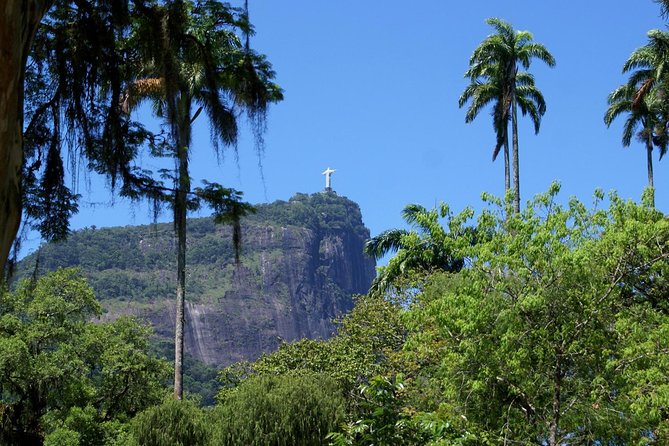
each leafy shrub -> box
[211,371,345,446]
[131,399,209,446]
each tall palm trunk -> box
[0,1,52,279]
[511,87,520,214]
[647,132,655,207]
[503,130,512,219]
[504,129,511,194]
[173,93,192,400]
[173,146,187,400]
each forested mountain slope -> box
[18,192,376,366]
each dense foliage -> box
[212,371,345,446]
[401,185,669,444]
[131,399,209,446]
[0,269,169,446]
[218,292,406,406]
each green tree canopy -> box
[130,398,209,446]
[212,371,345,446]
[402,185,669,444]
[218,293,407,408]
[0,269,170,446]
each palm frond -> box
[626,69,655,90]
[516,84,546,116]
[604,99,632,127]
[485,18,514,42]
[515,71,536,87]
[470,36,510,65]
[462,83,501,123]
[624,47,656,73]
[120,78,165,114]
[458,82,479,108]
[516,96,541,133]
[622,115,640,147]
[518,42,555,68]
[655,0,669,17]
[402,204,429,225]
[363,229,409,259]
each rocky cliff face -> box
[19,192,376,366]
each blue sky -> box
[20,0,669,259]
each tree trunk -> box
[173,150,187,400]
[173,94,192,400]
[548,351,562,446]
[511,90,520,214]
[647,135,655,207]
[504,127,510,195]
[0,1,52,280]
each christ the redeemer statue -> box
[322,167,336,191]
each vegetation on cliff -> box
[15,193,375,407]
[18,193,370,300]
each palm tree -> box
[605,85,668,207]
[465,18,555,214]
[605,29,669,207]
[126,0,282,399]
[460,64,547,200]
[363,204,467,296]
[459,62,511,194]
